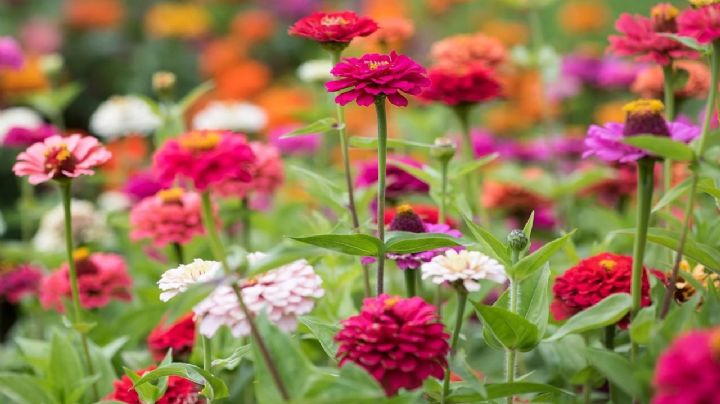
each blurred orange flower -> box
[255,86,312,128]
[361,17,415,52]
[145,2,211,39]
[431,33,506,68]
[214,60,270,100]
[0,55,49,95]
[594,100,628,124]
[231,10,276,43]
[64,0,125,30]
[426,0,470,15]
[558,1,609,34]
[365,0,408,19]
[482,20,528,47]
[101,135,149,189]
[486,69,549,133]
[632,60,710,99]
[200,38,247,78]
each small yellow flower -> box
[144,2,211,39]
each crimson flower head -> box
[12,134,111,185]
[335,294,450,396]
[678,3,720,44]
[608,4,698,65]
[152,130,256,191]
[105,365,203,404]
[422,62,502,106]
[326,51,430,107]
[147,313,196,362]
[288,11,378,47]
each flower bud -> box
[153,71,176,98]
[506,229,529,251]
[40,54,63,78]
[431,137,456,163]
[651,4,679,33]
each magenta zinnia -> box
[326,51,430,107]
[335,294,450,396]
[678,3,720,44]
[288,11,378,44]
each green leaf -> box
[124,368,156,404]
[282,118,338,138]
[299,316,341,360]
[512,231,575,281]
[387,159,439,185]
[653,177,693,213]
[448,382,571,402]
[383,231,463,254]
[248,246,321,275]
[614,228,720,271]
[299,364,388,403]
[546,293,632,341]
[462,216,510,265]
[659,33,711,53]
[49,332,85,402]
[178,81,214,113]
[522,211,535,241]
[0,373,58,404]
[452,153,499,178]
[629,306,655,345]
[290,234,383,256]
[349,136,433,149]
[472,303,540,351]
[211,345,251,371]
[623,135,695,162]
[163,281,216,323]
[584,348,644,399]
[133,363,229,400]
[495,266,551,336]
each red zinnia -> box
[147,314,196,361]
[678,3,720,44]
[608,4,698,65]
[105,365,203,404]
[422,62,501,106]
[288,11,378,44]
[335,294,450,396]
[0,263,42,303]
[551,253,655,328]
[325,51,430,107]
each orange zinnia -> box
[0,55,48,95]
[145,2,211,39]
[255,86,312,128]
[200,38,247,78]
[214,60,270,100]
[64,0,124,30]
[230,10,276,43]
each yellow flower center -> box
[599,259,617,271]
[367,60,390,70]
[622,99,665,115]
[157,187,184,203]
[396,204,414,215]
[72,247,91,262]
[179,131,222,151]
[384,296,400,308]
[321,16,348,26]
[651,4,679,20]
[690,0,720,7]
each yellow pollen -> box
[179,131,221,151]
[396,204,414,215]
[367,60,389,70]
[157,187,184,203]
[384,296,400,308]
[651,4,679,19]
[321,16,348,26]
[72,247,91,262]
[690,0,720,7]
[622,99,665,115]
[599,259,617,271]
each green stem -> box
[605,326,619,402]
[172,242,184,266]
[19,179,33,242]
[199,191,289,401]
[630,159,654,362]
[59,181,99,402]
[440,159,449,224]
[241,197,251,251]
[441,289,467,404]
[455,105,484,222]
[202,335,213,403]
[697,42,720,156]
[404,269,416,297]
[505,250,520,404]
[375,97,388,295]
[662,64,676,199]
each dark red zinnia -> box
[104,365,204,404]
[288,11,378,44]
[422,62,502,106]
[335,294,450,396]
[147,314,196,362]
[326,51,430,107]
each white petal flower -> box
[158,259,222,302]
[194,253,324,338]
[33,199,110,252]
[297,59,333,83]
[421,250,507,292]
[0,107,42,141]
[90,95,160,139]
[192,101,267,133]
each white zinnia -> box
[192,101,267,133]
[421,250,507,292]
[89,95,160,139]
[0,107,42,141]
[33,199,109,252]
[297,59,333,83]
[158,259,222,302]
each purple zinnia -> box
[0,36,24,70]
[123,170,163,202]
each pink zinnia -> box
[288,11,378,44]
[3,124,56,148]
[152,130,255,191]
[268,124,321,156]
[652,328,720,404]
[335,294,450,396]
[129,188,208,248]
[422,62,501,106]
[12,134,111,185]
[678,3,720,44]
[608,4,698,65]
[215,141,284,199]
[326,51,430,107]
[147,314,196,361]
[0,263,42,303]
[40,251,132,312]
[356,156,429,199]
[0,36,24,70]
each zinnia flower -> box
[152,130,255,191]
[383,203,458,227]
[288,11,378,45]
[268,124,321,156]
[12,134,112,185]
[335,294,450,396]
[652,328,720,404]
[430,33,506,68]
[192,101,267,134]
[32,199,110,252]
[144,2,211,39]
[678,3,720,44]
[551,252,655,328]
[609,4,698,65]
[130,188,208,248]
[105,365,203,404]
[632,60,710,100]
[0,106,53,147]
[3,124,56,148]
[215,142,284,200]
[194,252,324,337]
[362,17,415,51]
[123,170,163,202]
[40,250,132,312]
[422,250,507,291]
[356,156,429,200]
[147,314,196,361]
[0,36,24,70]
[584,99,700,163]
[482,180,557,230]
[158,259,222,302]
[422,62,501,106]
[325,51,430,107]
[89,96,160,140]
[0,263,42,303]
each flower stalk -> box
[404,269,416,297]
[375,96,388,294]
[661,64,676,197]
[199,191,289,401]
[441,285,467,404]
[504,233,525,404]
[454,104,484,222]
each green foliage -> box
[546,294,632,342]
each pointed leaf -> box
[290,234,383,256]
[349,136,433,149]
[0,373,58,404]
[282,118,338,138]
[512,231,575,281]
[384,231,463,254]
[462,216,510,265]
[452,153,499,178]
[623,135,695,162]
[472,303,540,351]
[299,316,341,360]
[546,294,632,341]
[584,348,644,399]
[133,363,229,400]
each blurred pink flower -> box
[3,124,56,148]
[0,36,24,70]
[422,62,501,106]
[130,188,208,247]
[678,4,720,44]
[123,170,163,202]
[20,18,62,54]
[356,156,429,199]
[215,141,284,200]
[268,124,320,156]
[0,264,42,303]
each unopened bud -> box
[507,229,529,251]
[431,137,456,162]
[153,71,176,98]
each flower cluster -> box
[130,188,208,247]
